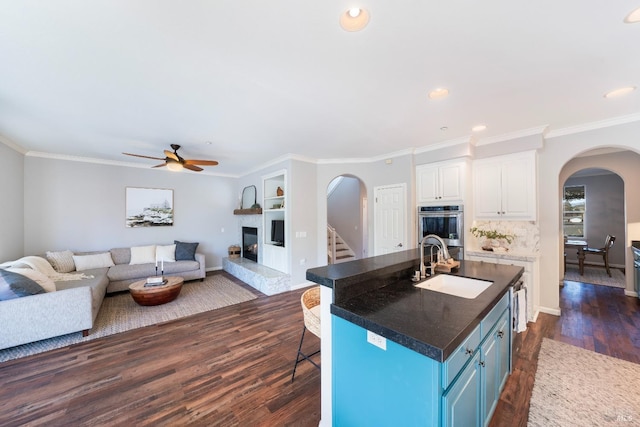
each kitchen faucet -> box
[419,234,452,278]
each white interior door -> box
[374,184,407,256]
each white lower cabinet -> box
[467,253,538,322]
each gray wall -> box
[22,156,238,269]
[236,158,318,287]
[327,176,364,258]
[564,172,625,266]
[0,142,24,261]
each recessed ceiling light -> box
[472,124,487,132]
[340,8,370,31]
[428,88,449,99]
[624,7,640,23]
[604,86,636,98]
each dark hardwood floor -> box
[1,272,638,426]
[0,272,321,426]
[490,276,640,427]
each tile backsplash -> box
[469,220,539,253]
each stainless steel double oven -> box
[417,205,464,260]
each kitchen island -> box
[307,249,523,427]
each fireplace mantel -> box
[233,208,263,215]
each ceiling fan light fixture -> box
[624,7,640,23]
[166,159,183,172]
[340,7,369,31]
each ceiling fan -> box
[123,144,219,172]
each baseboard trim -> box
[291,281,316,291]
[537,306,561,317]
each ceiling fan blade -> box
[184,164,203,172]
[164,150,179,161]
[184,159,219,166]
[152,163,167,168]
[123,152,165,161]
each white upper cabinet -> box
[473,151,536,220]
[416,160,465,204]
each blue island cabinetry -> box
[332,292,511,427]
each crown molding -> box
[25,151,238,178]
[414,136,474,154]
[0,134,27,155]
[546,112,640,139]
[474,125,549,146]
[316,148,414,165]
[240,153,317,177]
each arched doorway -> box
[326,175,367,264]
[560,167,625,285]
[558,148,634,296]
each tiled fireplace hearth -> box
[223,257,290,296]
[223,213,290,296]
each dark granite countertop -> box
[307,250,524,362]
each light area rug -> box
[0,275,257,363]
[563,264,625,288]
[528,339,640,426]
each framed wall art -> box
[125,187,174,227]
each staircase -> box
[328,224,356,264]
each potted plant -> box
[470,227,515,251]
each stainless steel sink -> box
[414,274,492,299]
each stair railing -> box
[327,224,337,264]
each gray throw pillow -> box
[0,269,46,301]
[174,240,199,261]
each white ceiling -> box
[1,1,639,176]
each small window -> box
[563,185,585,238]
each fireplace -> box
[242,227,258,262]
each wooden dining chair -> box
[583,235,616,276]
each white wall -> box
[23,156,238,269]
[0,141,24,261]
[540,121,640,313]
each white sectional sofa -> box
[0,243,205,350]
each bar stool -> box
[291,286,321,382]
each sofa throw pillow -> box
[46,250,76,273]
[0,269,46,301]
[6,267,56,292]
[156,244,176,262]
[73,252,115,271]
[110,247,131,265]
[129,245,157,265]
[174,240,199,261]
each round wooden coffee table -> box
[129,276,184,306]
